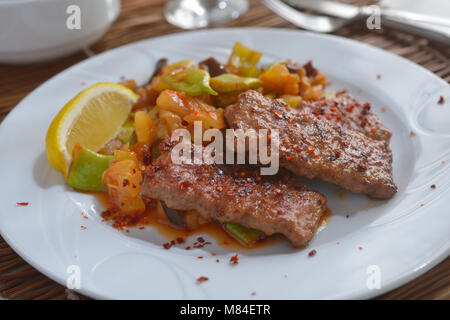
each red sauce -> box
[92,192,331,251]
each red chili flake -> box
[376,74,381,79]
[211,253,216,256]
[122,179,130,187]
[285,156,292,161]
[80,81,86,86]
[197,237,205,243]
[16,202,29,206]
[176,237,185,244]
[83,216,88,220]
[308,249,317,257]
[251,292,256,296]
[80,226,87,230]
[230,254,239,265]
[274,110,283,119]
[409,131,416,137]
[185,246,191,250]
[430,184,436,189]
[420,204,425,207]
[442,161,446,165]
[314,154,320,159]
[438,96,445,104]
[381,107,386,112]
[197,256,203,259]
[346,105,355,112]
[371,127,376,133]
[358,246,363,250]
[139,226,145,230]
[216,259,220,263]
[197,276,209,283]
[163,243,172,250]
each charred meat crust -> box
[298,93,392,142]
[142,147,327,247]
[224,90,397,199]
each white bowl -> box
[0,0,121,64]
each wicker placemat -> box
[0,0,448,300]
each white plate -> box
[0,28,449,300]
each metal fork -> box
[262,0,352,32]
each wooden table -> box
[0,0,448,300]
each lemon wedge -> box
[46,82,139,176]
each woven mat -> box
[0,0,449,300]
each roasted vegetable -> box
[223,222,263,246]
[157,90,225,129]
[167,59,195,72]
[102,159,146,214]
[67,144,114,191]
[117,119,136,144]
[199,57,227,77]
[161,67,217,96]
[159,109,183,134]
[159,201,209,229]
[298,66,326,100]
[113,149,138,164]
[210,73,262,93]
[134,111,153,144]
[281,94,302,108]
[259,63,300,96]
[227,42,262,77]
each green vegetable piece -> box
[117,119,135,144]
[167,59,195,71]
[210,73,263,93]
[264,93,276,99]
[224,222,263,246]
[161,67,217,96]
[227,42,262,77]
[67,145,114,191]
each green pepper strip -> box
[223,222,263,246]
[210,73,263,93]
[162,67,217,96]
[67,145,114,191]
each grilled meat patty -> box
[224,90,397,199]
[142,144,327,247]
[298,92,392,142]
